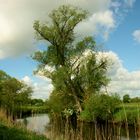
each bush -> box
[80,94,121,121]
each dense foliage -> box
[81,94,121,121]
[123,94,130,103]
[0,70,32,116]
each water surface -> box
[17,114,49,134]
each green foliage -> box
[0,124,48,140]
[47,91,75,114]
[33,5,110,115]
[47,92,65,114]
[114,103,140,124]
[123,94,130,103]
[30,99,44,106]
[81,94,121,121]
[120,103,140,109]
[130,97,140,103]
[15,105,49,116]
[0,70,32,115]
[33,5,88,67]
[114,109,139,124]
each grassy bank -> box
[0,109,49,140]
[0,124,48,140]
[122,103,140,109]
[113,103,140,124]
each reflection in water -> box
[46,117,138,140]
[17,114,50,134]
[18,114,139,140]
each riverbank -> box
[0,124,48,140]
[0,109,49,140]
[113,103,140,124]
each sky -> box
[0,0,140,99]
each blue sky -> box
[0,55,36,79]
[0,0,140,99]
[105,0,140,71]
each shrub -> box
[80,94,121,121]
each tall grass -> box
[0,109,13,126]
[46,103,140,140]
[113,102,140,140]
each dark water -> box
[47,118,138,140]
[18,114,139,140]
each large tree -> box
[33,5,109,115]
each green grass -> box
[113,103,140,124]
[114,109,139,124]
[0,123,48,140]
[121,103,140,108]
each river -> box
[17,114,50,134]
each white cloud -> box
[101,51,140,97]
[32,81,53,99]
[91,10,115,28]
[22,76,32,85]
[0,0,111,59]
[76,10,115,40]
[0,50,5,59]
[124,0,136,8]
[22,76,53,100]
[132,29,140,43]
[0,0,136,59]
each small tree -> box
[123,94,130,103]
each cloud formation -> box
[124,0,136,8]
[76,10,115,40]
[0,0,111,59]
[22,75,53,100]
[132,29,140,43]
[0,0,135,59]
[102,51,140,97]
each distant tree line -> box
[123,94,140,103]
[0,70,46,117]
[0,70,33,116]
